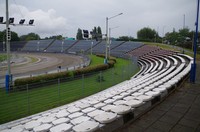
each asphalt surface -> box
[116,61,200,132]
[0,53,84,87]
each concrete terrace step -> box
[0,53,192,132]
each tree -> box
[91,26,102,40]
[76,28,83,40]
[179,28,190,38]
[91,27,97,40]
[44,35,63,40]
[137,27,157,41]
[0,31,5,42]
[11,31,20,41]
[97,26,102,39]
[20,33,40,41]
[117,36,134,41]
[165,30,179,45]
[0,30,20,41]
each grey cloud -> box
[0,0,197,38]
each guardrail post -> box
[58,78,61,105]
[82,74,84,97]
[121,66,124,81]
[26,84,30,114]
[112,68,114,85]
[100,71,102,90]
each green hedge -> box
[14,55,116,87]
[73,64,109,76]
[14,72,71,86]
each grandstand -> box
[91,41,107,54]
[127,45,160,57]
[111,42,143,54]
[92,41,125,54]
[0,41,27,52]
[111,41,144,57]
[0,41,193,131]
[68,40,100,54]
[10,41,27,51]
[46,40,77,53]
[22,39,54,52]
[0,42,5,52]
[1,40,143,58]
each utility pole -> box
[5,0,12,91]
[190,0,199,83]
[105,13,123,64]
[183,14,185,29]
[2,0,34,92]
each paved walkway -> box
[116,62,200,132]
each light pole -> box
[3,0,34,92]
[2,33,6,52]
[61,40,64,53]
[91,41,93,55]
[109,26,119,58]
[162,26,166,44]
[37,41,40,51]
[183,14,186,29]
[5,0,12,91]
[190,0,199,83]
[105,13,123,63]
[3,41,5,52]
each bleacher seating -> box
[0,43,193,131]
[92,41,107,54]
[92,41,124,55]
[10,41,27,51]
[111,42,144,57]
[22,39,54,52]
[68,40,99,53]
[0,42,4,52]
[112,42,143,53]
[127,45,161,57]
[0,41,27,52]
[46,40,77,53]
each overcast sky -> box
[0,0,197,38]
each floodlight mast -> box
[105,13,123,64]
[190,0,200,83]
[3,0,34,92]
[6,0,11,80]
[109,26,119,58]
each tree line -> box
[136,27,198,49]
[0,30,40,42]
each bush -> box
[96,54,117,63]
[73,64,109,76]
[14,71,71,86]
[107,60,115,68]
[14,55,117,88]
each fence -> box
[0,53,91,88]
[0,61,139,124]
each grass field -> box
[89,55,104,66]
[0,54,7,62]
[0,55,139,124]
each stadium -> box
[0,38,195,131]
[0,0,200,131]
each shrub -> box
[14,55,117,88]
[107,60,115,68]
[73,64,109,76]
[96,54,117,63]
[15,71,71,86]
